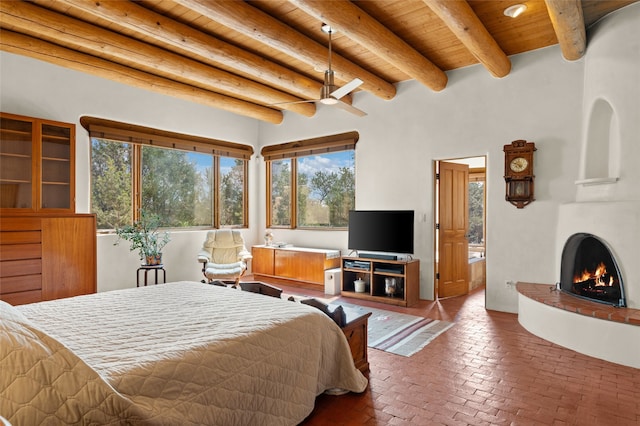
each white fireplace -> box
[557,201,639,309]
[555,2,640,310]
[518,3,640,369]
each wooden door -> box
[438,162,469,298]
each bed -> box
[0,281,367,425]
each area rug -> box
[338,303,455,357]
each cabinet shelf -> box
[42,181,70,186]
[42,135,71,142]
[0,178,30,184]
[373,271,404,277]
[42,157,70,162]
[0,152,30,159]
[0,129,31,137]
[343,267,369,273]
[341,256,420,307]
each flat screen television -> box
[348,210,414,255]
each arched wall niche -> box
[582,98,620,181]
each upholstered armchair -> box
[198,229,252,286]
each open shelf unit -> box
[341,256,420,307]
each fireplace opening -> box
[560,233,626,307]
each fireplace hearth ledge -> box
[517,282,640,369]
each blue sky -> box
[297,151,354,176]
[187,150,354,177]
[187,152,235,174]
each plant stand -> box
[137,264,166,287]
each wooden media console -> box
[251,245,340,288]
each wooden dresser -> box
[0,215,97,305]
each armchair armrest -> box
[238,249,252,262]
[197,249,211,263]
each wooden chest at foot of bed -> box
[341,309,372,372]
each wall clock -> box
[503,140,536,208]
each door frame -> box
[433,155,487,301]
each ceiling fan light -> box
[320,97,338,105]
[504,4,527,18]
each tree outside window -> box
[220,157,245,227]
[268,151,355,229]
[468,181,484,245]
[297,151,354,227]
[269,159,292,227]
[91,139,246,229]
[141,145,200,227]
[91,138,132,230]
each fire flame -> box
[573,262,613,286]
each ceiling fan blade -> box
[333,99,367,117]
[330,78,363,100]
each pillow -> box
[299,298,347,328]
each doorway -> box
[434,156,486,300]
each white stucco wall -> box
[577,3,640,203]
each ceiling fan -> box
[275,25,367,117]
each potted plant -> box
[115,210,171,266]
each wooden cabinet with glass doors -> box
[0,113,95,305]
[0,112,75,213]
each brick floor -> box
[281,284,640,426]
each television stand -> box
[341,256,419,307]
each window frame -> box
[83,116,252,229]
[262,131,358,230]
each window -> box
[219,156,247,227]
[268,159,292,227]
[297,151,354,227]
[91,139,133,229]
[262,132,358,229]
[83,117,252,230]
[468,169,485,255]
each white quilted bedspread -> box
[1,281,367,425]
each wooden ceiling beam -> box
[423,0,511,78]
[288,0,448,92]
[0,1,315,117]
[544,0,586,61]
[0,30,283,124]
[54,0,327,103]
[176,0,397,100]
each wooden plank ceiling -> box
[0,0,636,124]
